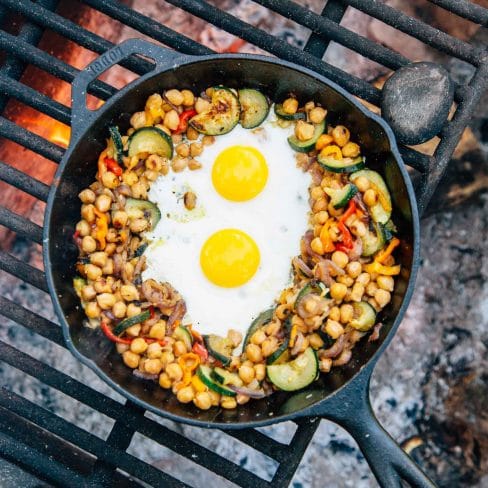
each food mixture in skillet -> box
[73,87,402,410]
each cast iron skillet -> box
[44,39,435,487]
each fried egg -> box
[142,113,311,345]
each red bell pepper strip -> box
[101,321,132,344]
[173,109,197,134]
[105,157,123,176]
[338,200,357,250]
[192,342,209,361]
[149,306,155,320]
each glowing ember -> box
[49,124,71,148]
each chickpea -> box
[195,97,211,114]
[166,363,183,381]
[144,358,162,375]
[95,194,112,213]
[315,134,334,151]
[173,340,187,357]
[130,111,147,129]
[238,364,255,384]
[127,303,141,318]
[129,218,147,234]
[377,276,394,292]
[305,101,315,111]
[85,264,102,281]
[112,301,127,319]
[261,338,277,358]
[340,304,354,324]
[332,125,350,147]
[146,342,163,359]
[183,191,197,210]
[160,351,175,368]
[123,171,138,187]
[366,282,378,297]
[346,261,362,279]
[265,320,280,336]
[309,333,324,349]
[164,110,180,131]
[75,220,90,237]
[112,211,128,229]
[275,304,289,320]
[189,142,203,158]
[330,282,347,301]
[342,142,360,158]
[120,284,139,302]
[131,181,147,200]
[96,293,116,310]
[125,324,141,337]
[187,159,201,171]
[375,289,391,308]
[309,106,327,124]
[116,343,129,354]
[101,171,119,189]
[220,396,236,410]
[337,275,354,287]
[332,250,349,269]
[328,305,340,322]
[82,235,97,254]
[202,135,215,146]
[89,251,107,268]
[325,319,344,339]
[350,283,365,302]
[295,120,315,141]
[149,321,166,340]
[246,343,263,363]
[78,188,96,204]
[319,357,332,373]
[81,205,95,225]
[236,394,250,405]
[171,157,188,173]
[165,89,184,106]
[81,284,96,302]
[193,391,213,410]
[122,351,140,369]
[159,372,172,389]
[351,220,367,237]
[310,186,325,200]
[353,176,369,193]
[145,170,159,181]
[254,363,266,381]
[185,127,199,142]
[282,97,299,114]
[176,143,190,158]
[180,89,195,106]
[130,338,148,355]
[363,188,378,207]
[85,301,101,319]
[106,228,119,244]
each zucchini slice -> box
[203,334,233,366]
[238,88,269,129]
[349,302,377,332]
[109,126,124,164]
[128,127,173,159]
[243,308,274,349]
[274,103,306,121]
[125,198,161,231]
[266,318,292,365]
[318,155,365,173]
[324,183,358,209]
[189,87,240,135]
[113,310,150,336]
[287,120,326,153]
[361,222,386,257]
[211,367,243,387]
[266,347,318,391]
[295,280,329,310]
[350,170,392,224]
[197,365,236,396]
[173,325,193,351]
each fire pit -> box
[0,1,487,486]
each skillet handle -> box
[71,38,186,142]
[313,366,436,488]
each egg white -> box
[142,112,311,346]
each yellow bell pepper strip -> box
[191,375,207,393]
[319,220,336,253]
[375,237,400,264]
[363,260,401,276]
[93,208,108,250]
[175,353,200,391]
[371,183,392,213]
[289,324,298,348]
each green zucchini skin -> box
[287,120,326,153]
[238,89,270,129]
[203,334,233,366]
[349,302,377,331]
[173,326,193,350]
[324,183,358,209]
[128,126,173,159]
[125,198,161,231]
[211,367,243,387]
[274,103,306,121]
[361,222,386,257]
[318,155,365,173]
[113,310,150,336]
[197,365,236,396]
[109,126,124,164]
[266,318,292,365]
[243,308,274,349]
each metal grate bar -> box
[0,74,71,125]
[0,250,48,292]
[0,297,64,346]
[0,387,185,487]
[271,419,320,485]
[0,340,275,486]
[0,30,117,101]
[0,160,50,201]
[227,429,289,461]
[254,0,410,70]
[0,206,43,244]
[342,0,483,66]
[427,0,488,25]
[0,428,88,487]
[398,146,431,174]
[0,116,64,162]
[303,0,348,57]
[163,0,382,105]
[81,0,214,56]
[0,0,154,77]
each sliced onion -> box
[134,255,146,278]
[319,334,346,359]
[293,256,313,277]
[133,370,158,380]
[368,322,383,342]
[332,348,352,366]
[228,385,268,399]
[291,332,305,356]
[349,238,363,260]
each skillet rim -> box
[43,52,420,429]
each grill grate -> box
[0,0,487,486]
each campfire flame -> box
[49,123,71,148]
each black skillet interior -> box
[46,55,416,427]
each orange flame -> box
[49,123,71,148]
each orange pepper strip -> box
[337,199,357,250]
[375,237,400,264]
[93,208,108,250]
[363,261,401,276]
[319,220,336,253]
[175,353,200,391]
[289,324,298,348]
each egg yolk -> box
[212,145,268,201]
[200,229,260,287]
